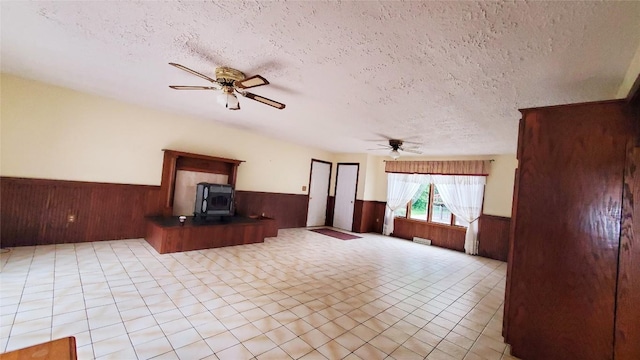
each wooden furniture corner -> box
[0,336,76,360]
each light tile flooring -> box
[0,228,519,360]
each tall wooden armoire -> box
[504,99,640,360]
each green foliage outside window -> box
[410,184,429,220]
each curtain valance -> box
[385,160,490,175]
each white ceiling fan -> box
[168,63,286,110]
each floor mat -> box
[309,228,361,240]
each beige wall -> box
[483,154,518,217]
[366,154,517,217]
[1,74,517,217]
[331,153,369,200]
[617,41,640,98]
[0,74,333,194]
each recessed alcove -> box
[159,149,243,217]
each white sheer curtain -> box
[431,175,486,255]
[383,173,427,236]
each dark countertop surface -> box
[147,215,260,228]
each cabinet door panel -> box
[615,145,640,359]
[507,101,633,360]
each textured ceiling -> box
[2,1,640,155]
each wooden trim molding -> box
[306,159,333,227]
[477,214,510,262]
[0,177,162,247]
[385,160,490,175]
[334,163,359,230]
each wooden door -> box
[333,163,358,231]
[306,160,331,227]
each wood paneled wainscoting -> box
[392,218,466,252]
[353,200,386,233]
[477,214,511,261]
[325,196,335,227]
[324,196,386,234]
[234,190,308,230]
[0,177,163,247]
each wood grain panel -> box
[503,168,520,340]
[477,214,510,261]
[615,145,640,359]
[353,200,364,232]
[0,177,162,247]
[0,336,77,360]
[506,100,633,360]
[234,190,308,229]
[393,218,466,252]
[145,216,265,254]
[176,157,233,174]
[325,196,335,227]
[353,200,386,233]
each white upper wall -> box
[0,74,333,194]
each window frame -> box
[399,183,469,229]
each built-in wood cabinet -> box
[504,99,639,360]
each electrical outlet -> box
[302,185,307,191]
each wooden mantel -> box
[160,149,244,216]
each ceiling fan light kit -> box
[217,90,240,110]
[368,138,423,160]
[168,63,285,110]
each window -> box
[409,184,429,221]
[430,186,452,224]
[395,183,466,228]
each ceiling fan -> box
[168,63,285,110]
[369,139,423,160]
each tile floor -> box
[0,228,519,360]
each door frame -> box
[333,162,359,231]
[305,159,333,227]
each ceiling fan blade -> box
[235,75,269,89]
[402,145,421,150]
[169,86,218,90]
[401,148,423,154]
[169,63,217,83]
[367,146,391,150]
[364,134,422,144]
[242,92,286,109]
